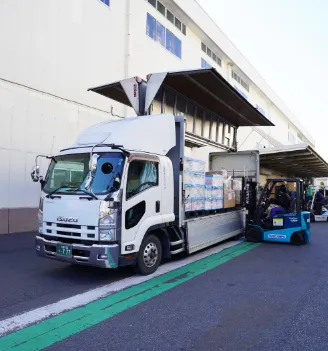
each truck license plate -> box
[57,244,72,257]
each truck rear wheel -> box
[135,234,162,275]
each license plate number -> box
[57,244,72,257]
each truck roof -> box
[67,114,176,156]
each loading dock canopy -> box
[150,68,274,127]
[260,144,328,177]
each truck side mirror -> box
[31,165,40,182]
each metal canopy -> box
[89,80,132,107]
[260,144,328,177]
[88,77,147,116]
[89,69,274,128]
[149,68,274,127]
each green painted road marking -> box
[0,241,260,351]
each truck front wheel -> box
[135,234,162,275]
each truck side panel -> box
[186,209,246,253]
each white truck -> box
[31,68,272,275]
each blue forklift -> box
[245,178,310,245]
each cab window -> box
[126,160,158,200]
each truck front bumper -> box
[35,236,119,268]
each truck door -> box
[209,150,259,183]
[121,156,162,252]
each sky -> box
[197,0,328,160]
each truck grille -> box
[44,222,97,240]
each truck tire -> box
[135,234,162,275]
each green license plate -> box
[57,244,72,257]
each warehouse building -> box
[0,0,321,233]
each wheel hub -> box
[143,242,158,268]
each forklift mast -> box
[244,181,258,224]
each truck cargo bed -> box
[185,209,246,253]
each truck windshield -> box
[43,153,125,195]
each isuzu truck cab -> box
[31,68,273,275]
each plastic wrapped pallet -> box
[183,157,206,173]
[195,184,205,198]
[205,198,212,210]
[185,197,192,212]
[205,185,212,198]
[206,170,227,181]
[211,197,224,210]
[205,174,224,187]
[191,197,205,211]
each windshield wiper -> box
[76,188,98,200]
[46,185,77,199]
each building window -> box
[232,70,249,92]
[156,21,165,46]
[166,29,182,58]
[166,10,174,23]
[201,58,211,69]
[157,1,165,16]
[146,13,156,40]
[182,24,187,35]
[148,0,156,8]
[201,42,222,67]
[146,14,182,59]
[175,18,182,31]
[146,0,186,35]
[100,0,110,6]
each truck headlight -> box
[99,201,117,241]
[99,229,116,241]
[38,210,43,234]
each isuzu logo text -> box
[57,216,78,223]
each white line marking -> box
[0,240,242,336]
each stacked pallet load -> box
[205,173,224,210]
[183,157,206,212]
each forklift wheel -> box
[290,231,306,246]
[245,227,263,243]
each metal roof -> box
[150,68,274,127]
[259,144,328,178]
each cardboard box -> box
[224,178,235,208]
[224,190,236,208]
[206,170,228,180]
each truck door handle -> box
[156,201,160,213]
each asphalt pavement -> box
[48,223,328,351]
[1,224,328,350]
[0,232,133,321]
